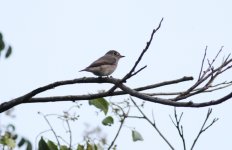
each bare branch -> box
[174,51,232,102]
[0,76,193,113]
[1,76,232,113]
[107,107,128,150]
[198,46,208,81]
[147,81,232,96]
[0,19,231,114]
[210,46,224,66]
[107,18,164,94]
[170,108,186,150]
[65,120,72,149]
[131,98,175,150]
[190,108,218,150]
[130,65,147,77]
[38,112,61,149]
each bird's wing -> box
[87,55,117,68]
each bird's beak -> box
[120,55,125,58]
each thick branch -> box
[0,76,193,113]
[1,76,232,113]
[0,19,232,113]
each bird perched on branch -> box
[80,50,125,77]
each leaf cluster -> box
[0,124,32,150]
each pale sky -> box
[1,0,232,150]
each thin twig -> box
[190,108,218,150]
[107,18,164,94]
[147,81,232,96]
[131,98,175,150]
[65,120,72,149]
[169,108,186,150]
[39,112,61,149]
[198,46,207,80]
[211,46,224,66]
[130,65,147,77]
[175,52,232,101]
[107,108,128,150]
[34,129,51,150]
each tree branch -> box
[107,18,164,93]
[131,98,175,150]
[107,104,128,150]
[190,108,218,150]
[0,76,193,113]
[1,76,232,113]
[0,19,232,114]
[198,46,207,81]
[169,108,186,150]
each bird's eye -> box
[114,52,118,56]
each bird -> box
[80,50,125,77]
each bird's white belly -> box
[89,64,117,76]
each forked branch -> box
[0,18,232,113]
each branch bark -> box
[0,18,232,113]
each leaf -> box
[38,137,50,150]
[102,116,114,126]
[60,145,69,150]
[94,144,98,150]
[96,144,104,150]
[5,137,16,148]
[47,140,58,150]
[89,98,109,115]
[26,141,33,150]
[132,130,144,142]
[5,46,12,58]
[0,133,16,148]
[87,142,93,150]
[12,134,18,140]
[0,39,4,51]
[77,144,84,150]
[18,137,26,147]
[0,32,3,51]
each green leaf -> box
[26,141,33,150]
[5,46,12,58]
[0,32,4,51]
[96,144,104,150]
[18,137,26,147]
[102,116,114,126]
[38,137,50,150]
[77,144,84,150]
[5,137,16,148]
[47,140,58,150]
[89,98,109,115]
[60,145,69,150]
[132,130,144,142]
[0,40,4,51]
[0,133,16,148]
[94,144,98,150]
[12,134,18,140]
[87,142,93,150]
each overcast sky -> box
[1,0,232,150]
